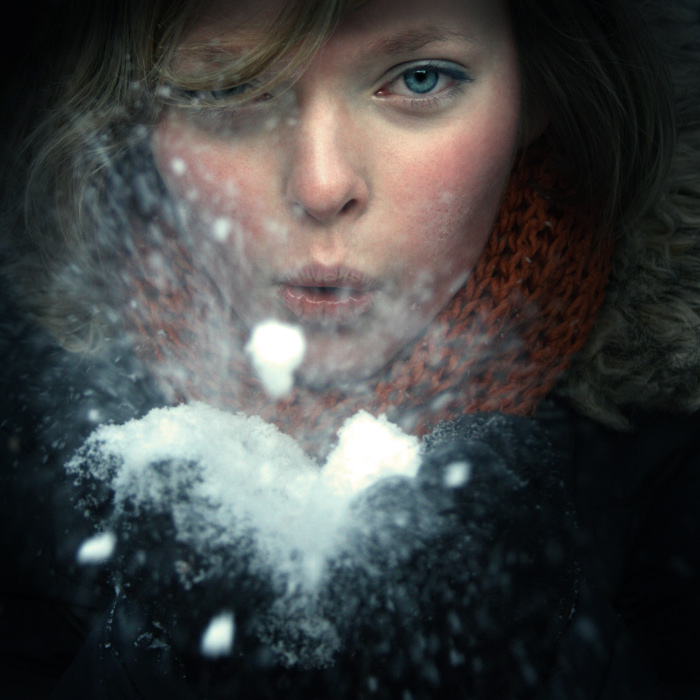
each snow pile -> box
[67,403,424,665]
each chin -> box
[295,341,393,391]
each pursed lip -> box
[277,265,378,325]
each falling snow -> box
[211,217,232,242]
[245,321,306,398]
[170,158,186,175]
[444,461,471,488]
[76,531,117,564]
[200,611,236,658]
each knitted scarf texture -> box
[121,143,612,456]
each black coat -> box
[2,295,699,700]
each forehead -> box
[181,0,510,54]
[184,0,281,43]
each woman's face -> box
[151,0,523,387]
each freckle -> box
[171,158,186,175]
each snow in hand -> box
[67,403,422,664]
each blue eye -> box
[403,69,440,94]
[379,61,473,106]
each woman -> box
[1,0,699,698]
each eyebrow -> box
[174,26,476,65]
[355,27,479,60]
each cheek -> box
[387,137,513,274]
[151,119,289,260]
[389,58,521,265]
[152,118,269,218]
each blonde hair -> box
[2,0,362,345]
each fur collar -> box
[557,0,700,428]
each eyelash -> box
[171,83,264,106]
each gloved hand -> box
[314,412,578,699]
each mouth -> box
[278,266,378,326]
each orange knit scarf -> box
[121,142,612,456]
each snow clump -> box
[324,411,421,494]
[67,404,426,666]
[245,321,306,398]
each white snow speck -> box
[200,611,235,658]
[76,531,116,564]
[264,114,280,130]
[444,461,471,488]
[245,321,306,398]
[263,217,289,242]
[170,158,186,175]
[211,217,231,242]
[449,648,466,666]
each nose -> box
[285,100,369,225]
